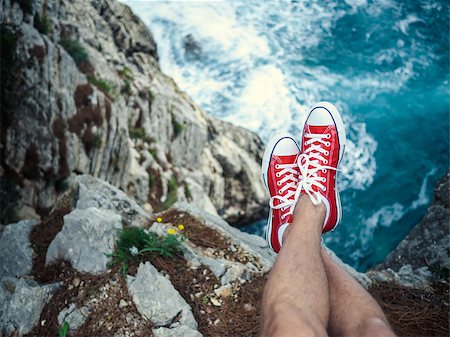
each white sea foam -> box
[395,14,424,35]
[225,65,294,133]
[359,167,437,248]
[410,168,437,210]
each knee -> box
[262,302,327,337]
[356,317,396,337]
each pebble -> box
[214,284,232,299]
[210,297,221,307]
[244,303,255,312]
[214,319,221,326]
[200,310,206,315]
[72,277,81,288]
[119,299,128,308]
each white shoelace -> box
[297,132,338,205]
[269,163,301,220]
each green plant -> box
[129,126,145,140]
[34,13,52,35]
[0,178,20,225]
[121,80,132,95]
[86,74,115,97]
[108,227,183,276]
[60,39,89,65]
[162,177,178,210]
[149,90,156,104]
[172,117,184,138]
[184,182,192,200]
[118,66,134,81]
[428,262,450,280]
[148,148,157,158]
[58,321,69,337]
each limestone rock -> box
[367,265,434,291]
[58,303,89,330]
[376,170,450,279]
[46,207,122,274]
[127,262,197,329]
[1,0,266,227]
[175,203,276,270]
[153,325,203,337]
[74,174,150,227]
[0,277,59,335]
[221,263,246,285]
[200,256,226,278]
[0,219,37,278]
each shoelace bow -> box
[297,132,338,205]
[269,162,301,220]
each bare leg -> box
[321,249,396,337]
[261,196,329,337]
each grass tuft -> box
[184,182,192,200]
[118,66,134,81]
[162,177,178,210]
[60,39,89,65]
[108,227,183,276]
[86,74,115,97]
[172,117,184,138]
[34,13,52,35]
[128,126,145,140]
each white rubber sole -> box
[304,101,346,231]
[261,132,300,251]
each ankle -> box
[294,195,326,220]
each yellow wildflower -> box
[168,228,176,235]
[156,217,163,223]
[177,224,185,230]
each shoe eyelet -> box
[322,169,326,173]
[276,173,280,177]
[325,151,329,155]
[322,186,326,191]
[324,159,328,164]
[275,164,280,169]
[326,142,330,147]
[277,181,281,186]
[326,134,331,139]
[278,191,282,194]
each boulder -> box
[0,277,59,335]
[0,219,37,278]
[127,262,197,330]
[57,303,89,330]
[74,174,150,227]
[46,207,122,274]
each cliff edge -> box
[0,0,267,226]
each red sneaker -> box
[298,102,346,233]
[262,133,301,253]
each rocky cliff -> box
[0,0,266,226]
[1,1,448,336]
[376,170,449,281]
[0,174,447,337]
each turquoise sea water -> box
[124,0,449,271]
